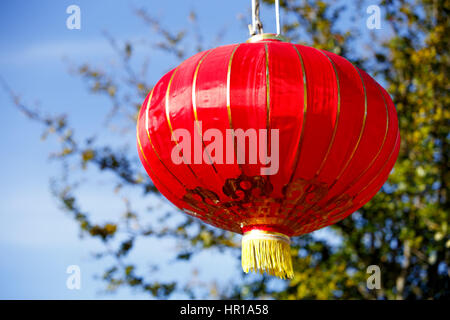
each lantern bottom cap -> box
[241,229,293,279]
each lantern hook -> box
[249,0,281,36]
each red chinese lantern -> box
[136,33,400,279]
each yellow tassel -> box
[241,229,293,279]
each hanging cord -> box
[248,0,281,36]
[275,0,281,35]
[249,0,264,35]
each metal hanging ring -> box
[249,0,281,36]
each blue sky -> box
[0,0,375,299]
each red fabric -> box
[137,38,400,236]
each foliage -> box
[5,0,449,299]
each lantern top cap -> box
[246,33,289,43]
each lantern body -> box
[137,36,400,277]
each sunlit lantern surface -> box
[137,34,400,279]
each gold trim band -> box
[247,33,289,43]
[243,229,290,244]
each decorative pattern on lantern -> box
[137,34,400,279]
